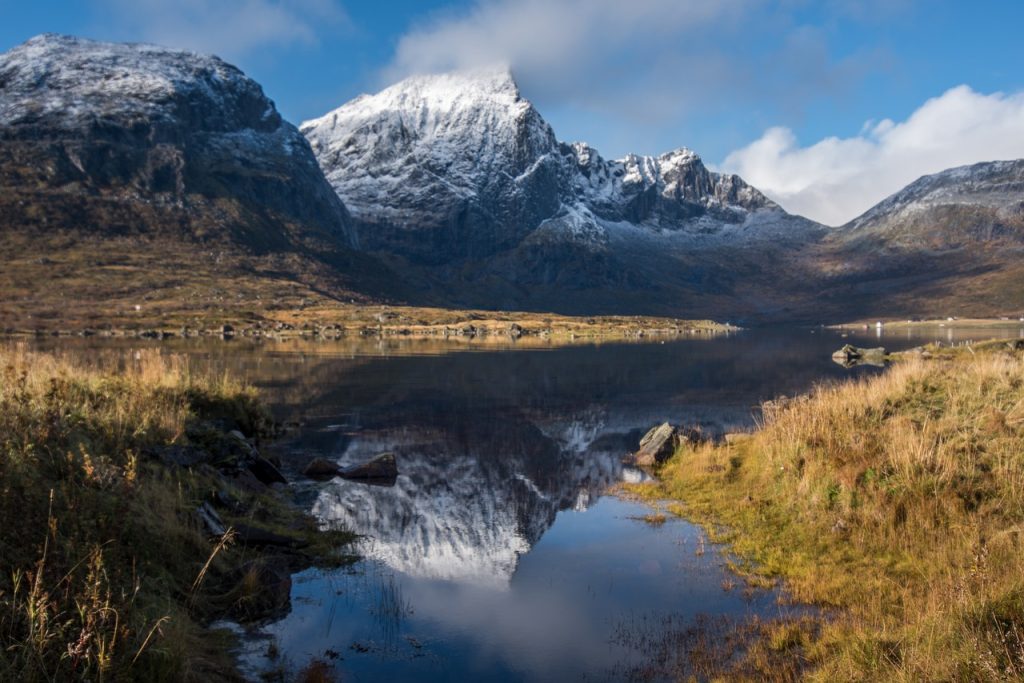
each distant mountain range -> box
[2,34,1022,324]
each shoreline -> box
[1,305,736,346]
[626,340,1024,679]
[829,316,1024,331]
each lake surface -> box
[22,324,1024,681]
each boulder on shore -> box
[633,423,677,467]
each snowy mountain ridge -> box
[301,67,812,264]
[845,159,1024,234]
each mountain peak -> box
[6,32,230,78]
[385,63,520,99]
[302,64,524,134]
[843,158,1024,242]
[0,32,275,132]
[657,147,702,167]
[299,63,559,256]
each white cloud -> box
[96,0,348,60]
[720,86,1024,226]
[384,0,880,153]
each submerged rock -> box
[340,452,398,480]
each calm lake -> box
[24,324,1024,681]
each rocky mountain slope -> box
[302,67,825,317]
[0,34,361,251]
[0,34,403,331]
[841,159,1024,249]
[806,160,1024,318]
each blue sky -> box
[1,0,1023,224]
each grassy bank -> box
[0,345,348,681]
[629,345,1024,680]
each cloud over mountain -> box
[384,0,884,157]
[721,85,1024,225]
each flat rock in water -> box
[303,457,341,479]
[832,344,888,368]
[340,453,398,480]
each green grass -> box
[0,345,348,681]
[628,344,1024,680]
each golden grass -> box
[0,344,276,681]
[629,348,1024,680]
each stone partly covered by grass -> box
[629,343,1024,680]
[0,345,351,682]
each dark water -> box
[22,325,1024,681]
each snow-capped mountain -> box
[0,34,355,253]
[302,67,564,262]
[840,159,1024,248]
[302,67,823,275]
